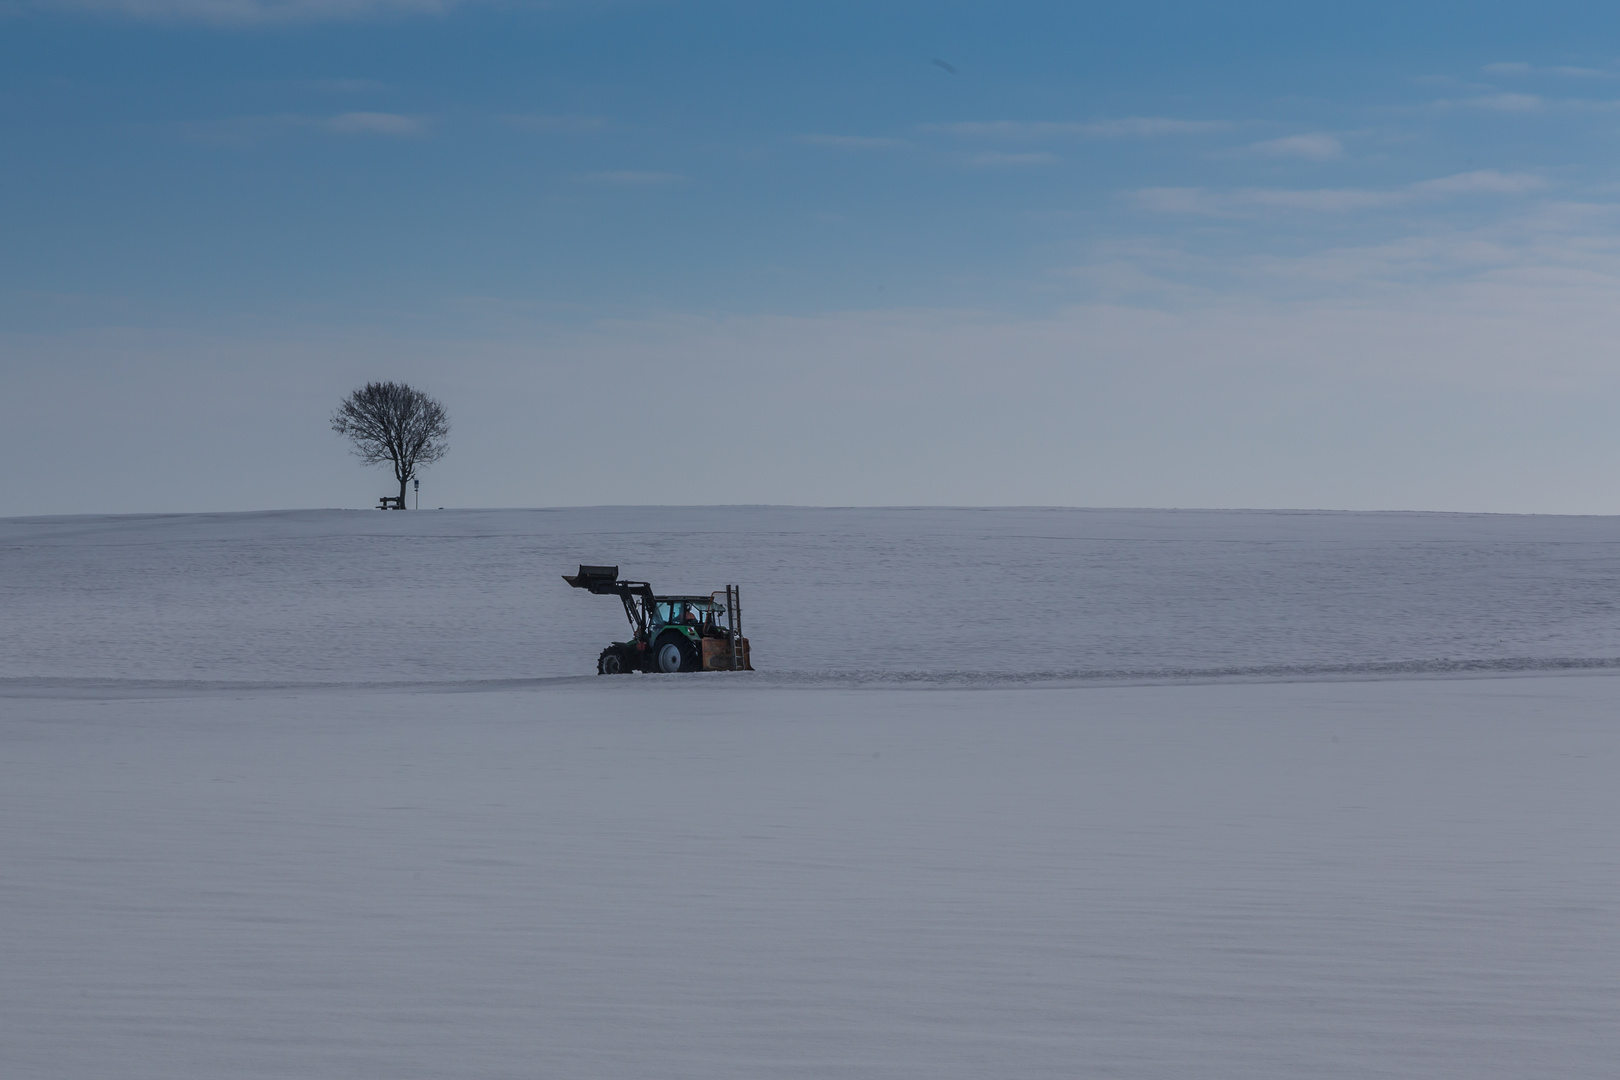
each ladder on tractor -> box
[726,584,744,672]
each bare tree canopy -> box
[331,382,450,503]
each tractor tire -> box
[597,646,632,675]
[653,633,697,673]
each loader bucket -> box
[563,565,620,591]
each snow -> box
[4,506,1620,684]
[3,508,1619,1077]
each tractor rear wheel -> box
[598,646,631,675]
[654,633,696,673]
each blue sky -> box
[6,1,1620,512]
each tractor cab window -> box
[654,601,701,626]
[690,601,725,634]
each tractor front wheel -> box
[654,633,696,673]
[598,646,632,675]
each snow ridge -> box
[7,655,1620,699]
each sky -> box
[5,1,1620,513]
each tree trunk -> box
[398,473,409,505]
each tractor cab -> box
[652,596,727,634]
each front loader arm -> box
[563,565,655,639]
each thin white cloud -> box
[1437,93,1546,113]
[968,151,1057,168]
[925,117,1231,140]
[1244,188,1406,212]
[578,170,685,186]
[1471,92,1546,112]
[168,111,428,146]
[1084,117,1232,138]
[1485,61,1619,79]
[794,134,908,150]
[1411,171,1547,196]
[1131,188,1222,215]
[1432,92,1620,115]
[1071,202,1620,314]
[503,114,608,133]
[926,121,1067,138]
[1414,73,1477,87]
[31,0,457,23]
[1135,186,1403,215]
[1248,133,1344,161]
[1136,170,1548,216]
[290,78,389,93]
[323,112,427,136]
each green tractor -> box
[563,565,753,674]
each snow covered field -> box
[4,506,1620,684]
[3,508,1618,1077]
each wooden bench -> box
[377,495,406,510]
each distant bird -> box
[932,57,958,75]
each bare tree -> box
[331,382,449,504]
